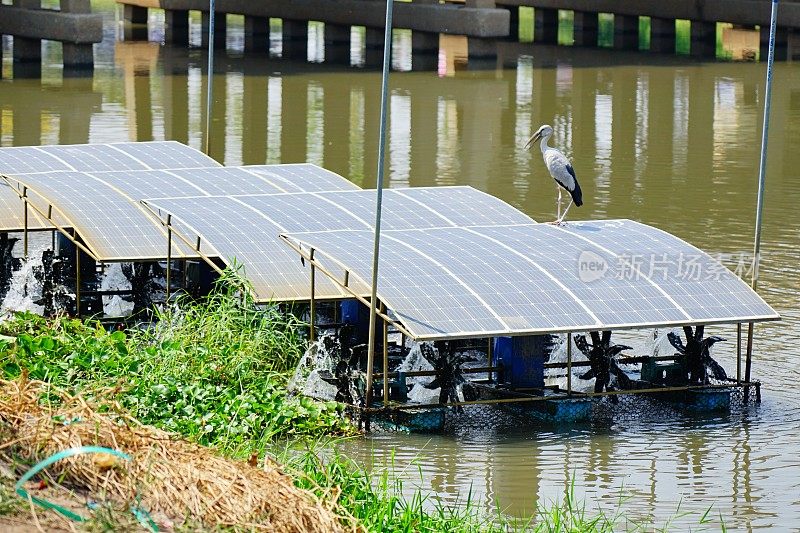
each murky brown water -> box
[2,9,799,530]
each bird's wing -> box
[544,150,576,190]
[565,164,577,181]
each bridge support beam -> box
[244,15,269,52]
[122,4,148,24]
[165,10,189,46]
[650,17,675,53]
[690,20,716,58]
[761,25,788,61]
[202,11,226,49]
[573,11,597,47]
[534,7,558,44]
[614,14,639,50]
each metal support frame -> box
[75,234,81,318]
[487,337,493,382]
[566,332,572,396]
[309,248,316,343]
[745,321,755,402]
[737,322,742,383]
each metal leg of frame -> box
[309,249,316,343]
[745,322,754,403]
[487,337,493,382]
[382,302,389,408]
[737,323,742,383]
[166,217,172,302]
[22,189,28,260]
[75,243,81,319]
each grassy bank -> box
[0,277,717,531]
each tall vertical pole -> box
[365,0,394,412]
[745,0,778,401]
[751,0,779,290]
[75,239,81,318]
[737,322,742,383]
[204,0,216,155]
[382,302,389,408]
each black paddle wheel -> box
[667,326,727,385]
[574,331,633,402]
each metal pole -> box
[487,338,493,382]
[745,321,755,402]
[737,323,742,383]
[22,187,28,259]
[309,249,316,343]
[566,333,572,396]
[203,0,216,155]
[365,0,394,411]
[751,0,779,290]
[382,302,389,408]
[166,215,172,302]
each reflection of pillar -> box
[202,12,227,49]
[532,67,556,128]
[133,74,153,141]
[768,67,786,177]
[686,69,714,185]
[323,82,350,177]
[242,72,268,164]
[13,101,40,146]
[462,87,503,191]
[610,71,637,208]
[201,70,227,162]
[163,56,189,143]
[59,80,93,144]
[614,14,639,50]
[571,68,597,180]
[362,76,380,185]
[690,21,716,58]
[760,26,788,61]
[245,16,269,52]
[534,8,558,44]
[650,17,675,53]
[645,67,674,178]
[122,4,148,23]
[280,76,308,163]
[409,92,438,187]
[573,11,598,47]
[165,10,189,46]
[118,42,158,141]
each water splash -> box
[101,263,133,317]
[397,342,441,404]
[544,333,594,393]
[0,254,46,317]
[289,337,338,401]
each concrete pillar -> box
[467,37,497,60]
[282,20,308,59]
[62,0,95,71]
[244,16,269,53]
[760,25,788,61]
[650,17,675,53]
[122,4,148,24]
[573,11,598,47]
[165,10,189,46]
[324,24,350,63]
[504,6,520,42]
[242,70,268,164]
[690,20,716,58]
[412,32,439,54]
[12,0,41,64]
[534,8,558,44]
[280,76,308,163]
[202,11,227,49]
[614,14,639,50]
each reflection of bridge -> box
[118,0,800,60]
[0,0,102,77]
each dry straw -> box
[0,376,347,532]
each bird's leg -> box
[557,199,574,225]
[556,187,562,221]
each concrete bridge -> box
[0,0,103,76]
[118,0,800,60]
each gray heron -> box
[525,124,583,224]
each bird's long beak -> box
[523,132,541,150]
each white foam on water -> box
[101,263,134,317]
[289,337,338,401]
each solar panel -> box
[142,196,356,301]
[394,187,535,228]
[107,141,220,170]
[242,164,359,193]
[281,221,779,340]
[0,184,51,232]
[7,172,190,261]
[0,147,73,174]
[163,167,287,196]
